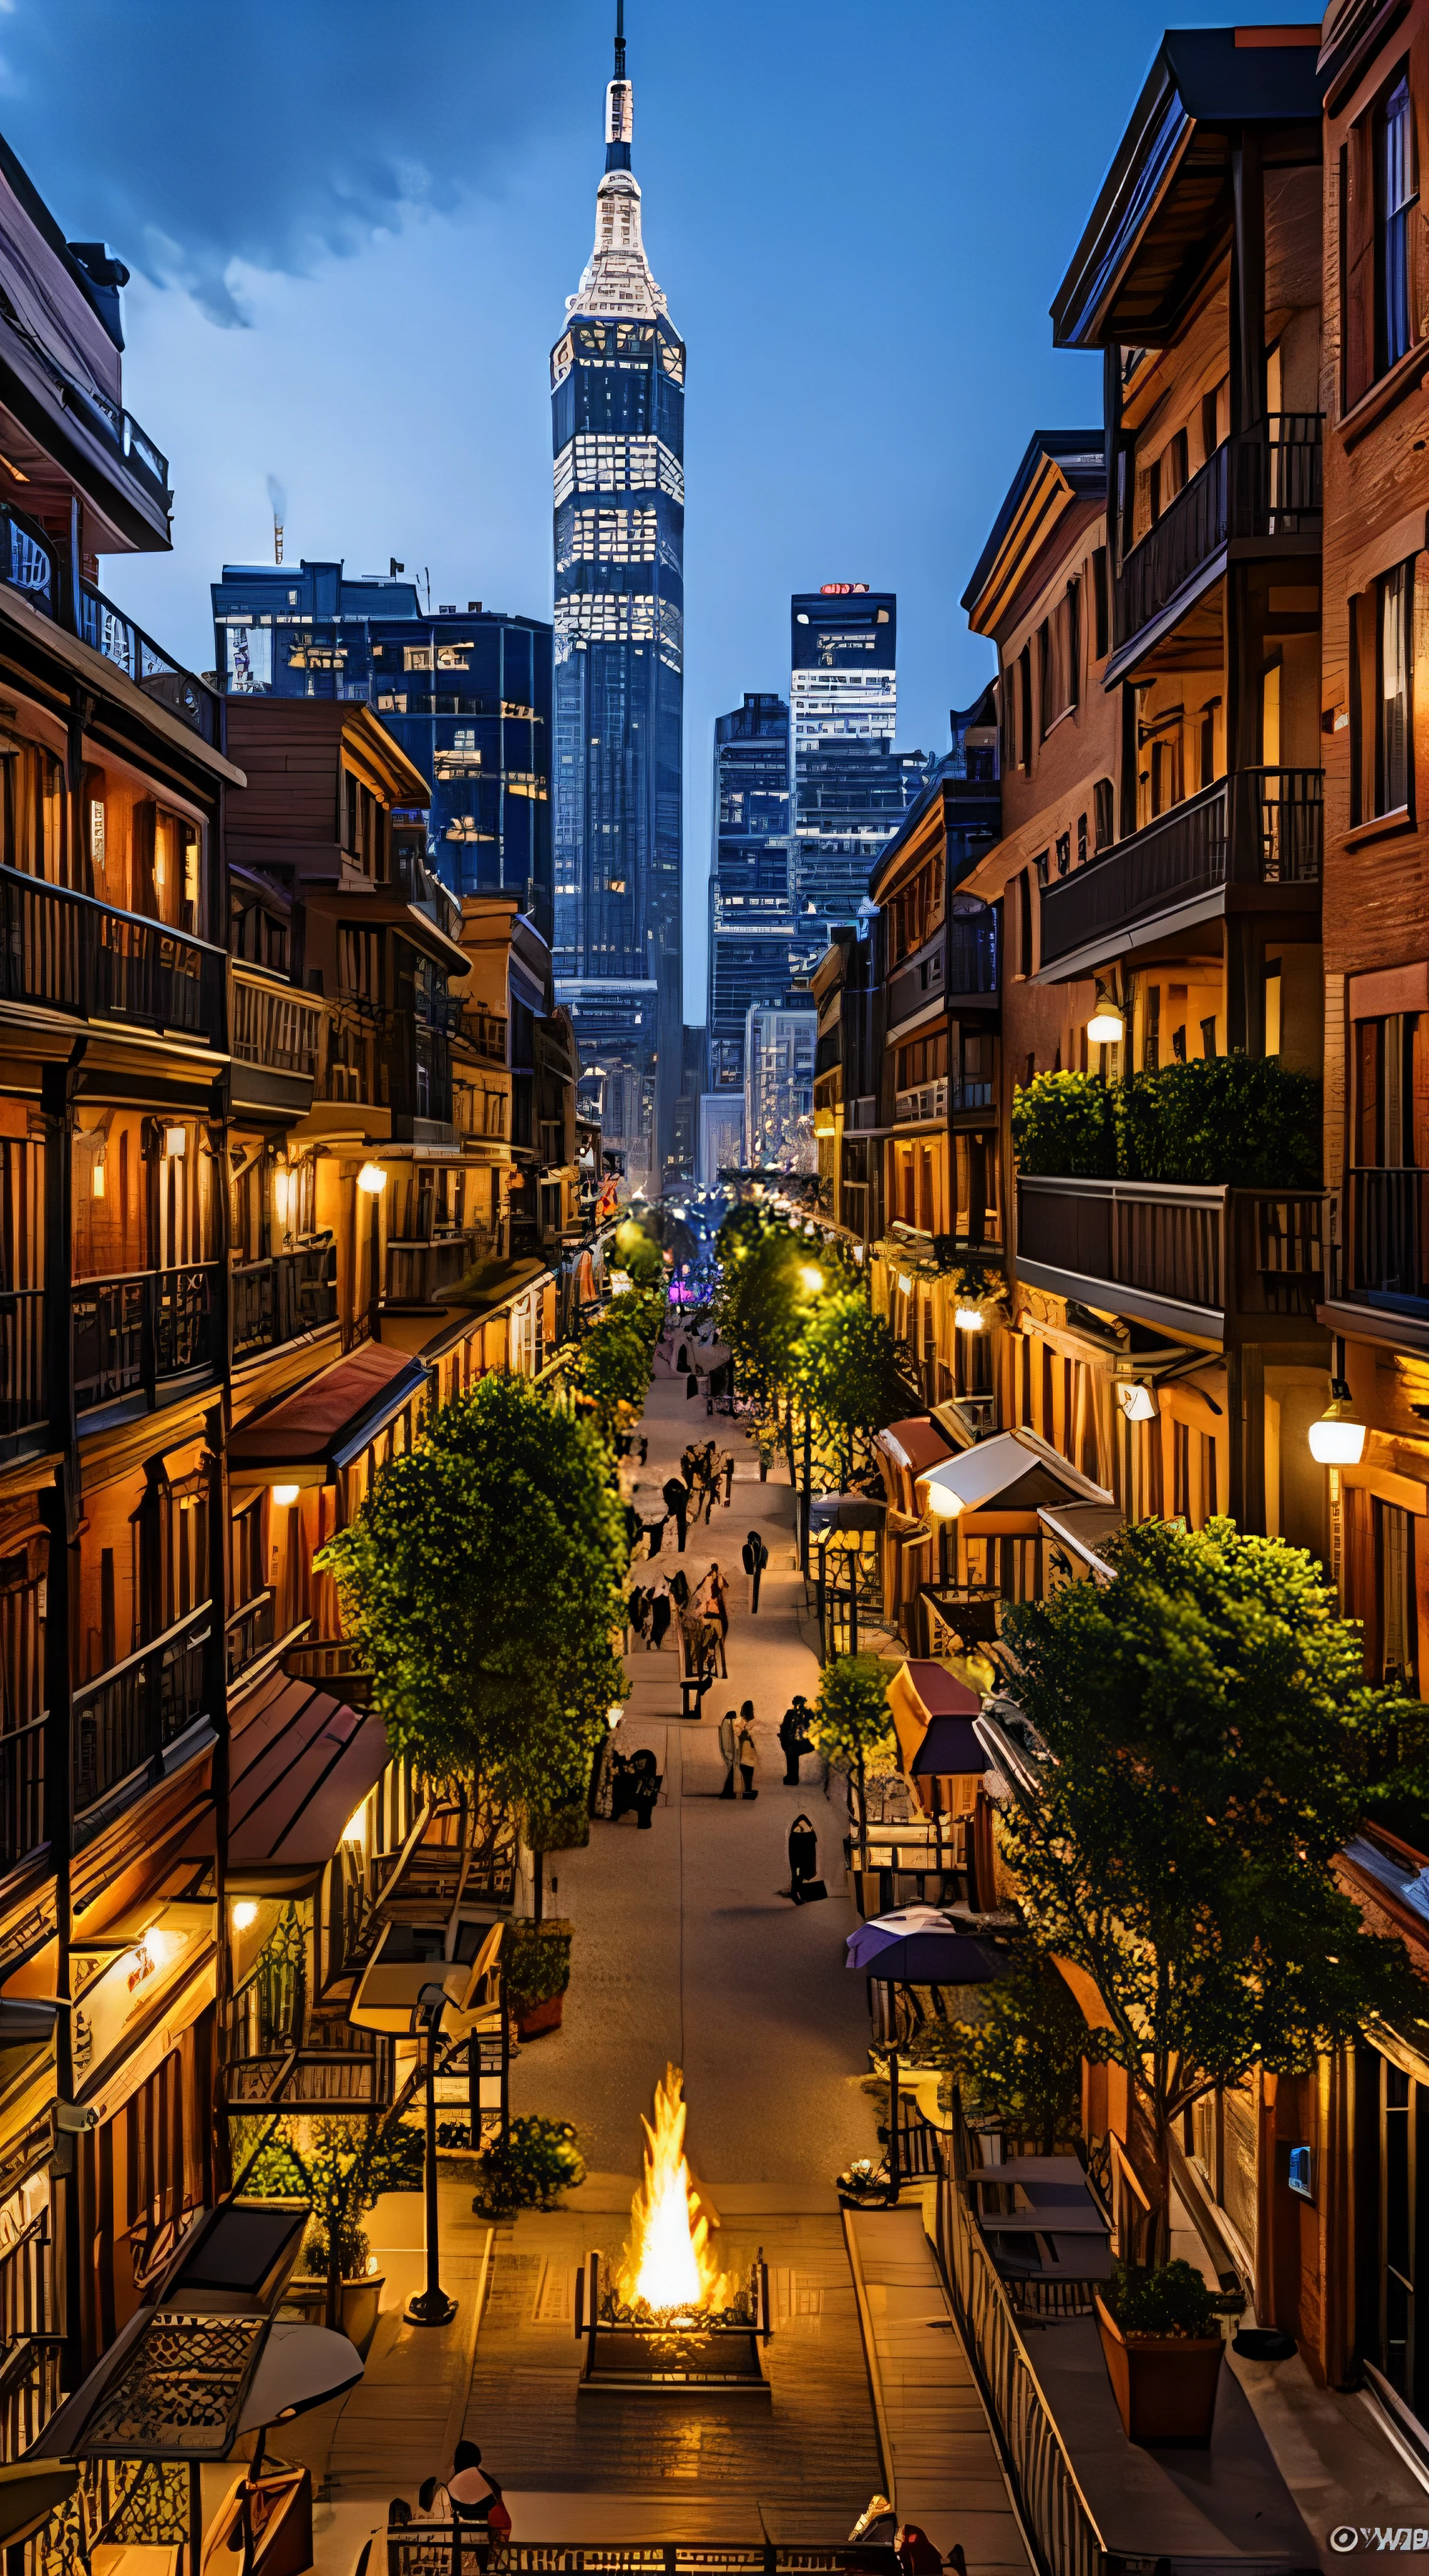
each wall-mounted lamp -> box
[925,1483,962,1520]
[163,1125,187,1158]
[1087,982,1125,1046]
[1116,1381,1158,1423]
[1308,1379,1366,1466]
[357,1160,386,1194]
[954,1304,984,1333]
[91,1149,106,1201]
[231,1900,258,1931]
[272,1482,299,1509]
[606,1702,625,1731]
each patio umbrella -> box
[845,1904,965,1968]
[845,1914,1011,2200]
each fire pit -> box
[575,2065,772,2399]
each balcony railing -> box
[72,1264,219,1413]
[77,580,219,745]
[894,1079,947,1124]
[72,1602,211,1822]
[231,1240,336,1357]
[460,1004,508,1065]
[1039,769,1323,972]
[0,2212,58,2464]
[0,1713,45,1875]
[226,1589,276,1687]
[1340,1168,1429,1306]
[1114,416,1323,653]
[282,1637,373,1711]
[386,1231,481,1304]
[0,496,218,747]
[1016,1175,1323,1325]
[0,1289,45,1444]
[0,865,227,1040]
[948,912,999,994]
[230,969,323,1077]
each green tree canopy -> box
[794,1291,904,1486]
[815,1652,896,1870]
[319,1371,627,1807]
[576,1288,663,1435]
[999,1517,1423,2252]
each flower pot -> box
[1094,2292,1223,2448]
[514,1994,564,2040]
[289,2271,386,2359]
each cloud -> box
[0,0,591,323]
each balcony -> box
[886,914,998,1033]
[1016,1174,1324,1341]
[386,1230,485,1307]
[1112,417,1323,673]
[0,1713,45,1876]
[1038,769,1323,980]
[1325,1169,1429,1342]
[72,1263,220,1416]
[226,1589,276,1687]
[231,1240,337,1359]
[281,1636,373,1710]
[322,1004,454,1136]
[230,968,323,1114]
[460,1004,508,1065]
[0,865,228,1042]
[71,1602,211,1829]
[0,1289,45,1448]
[0,504,218,746]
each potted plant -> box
[1094,2260,1224,2446]
[472,2116,585,2218]
[292,2209,386,2360]
[506,1919,574,2040]
[240,2113,420,2350]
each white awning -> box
[919,1428,1113,1520]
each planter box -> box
[287,2270,385,2359]
[1094,2292,1223,2447]
[514,1994,564,2040]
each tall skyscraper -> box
[789,586,924,980]
[211,563,552,939]
[706,691,792,1095]
[551,6,684,1190]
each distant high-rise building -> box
[210,562,552,940]
[789,586,923,979]
[550,7,684,1192]
[744,1003,816,1170]
[706,691,792,1096]
[698,1092,745,1185]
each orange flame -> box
[617,2064,731,2313]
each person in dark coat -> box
[787,1813,818,1901]
[662,1475,689,1551]
[778,1694,811,1785]
[648,1580,672,1652]
[742,1528,769,1614]
[669,1566,690,1611]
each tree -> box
[909,1948,1086,2153]
[716,1212,862,1560]
[998,1516,1421,2258]
[575,1289,663,1439]
[794,1291,904,1488]
[814,1652,896,1874]
[241,2112,422,2329]
[319,1372,628,1813]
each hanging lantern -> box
[1308,1380,1365,1466]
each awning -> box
[237,2322,363,2431]
[1038,1501,1125,1579]
[911,1714,988,1779]
[227,1671,391,1890]
[920,1428,1113,1519]
[228,1342,426,1479]
[809,1491,887,1538]
[886,1657,984,1779]
[877,1417,955,1477]
[155,2204,306,2314]
[0,2463,79,2548]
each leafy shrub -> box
[1011,1072,1116,1178]
[303,2214,370,2279]
[472,2116,586,2216]
[506,1921,574,2007]
[1106,2258,1218,2340]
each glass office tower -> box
[706,691,792,1096]
[790,587,923,980]
[551,15,684,1189]
[211,562,552,940]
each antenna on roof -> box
[614,0,625,80]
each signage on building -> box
[819,583,869,594]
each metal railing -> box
[1016,1177,1323,1321]
[77,580,219,744]
[948,911,999,994]
[0,1712,45,1875]
[72,1602,211,1820]
[0,863,227,1038]
[226,1589,275,1686]
[230,968,323,1076]
[460,1004,508,1065]
[231,1240,336,1357]
[1114,416,1323,652]
[0,505,55,614]
[282,1637,374,1710]
[0,1287,45,1441]
[72,1263,219,1411]
[385,2540,899,2576]
[1342,1168,1429,1304]
[1039,769,1322,971]
[386,1233,479,1304]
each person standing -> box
[718,1707,738,1799]
[778,1694,811,1786]
[742,1528,769,1614]
[662,1475,689,1553]
[787,1812,818,1901]
[736,1711,759,1801]
[648,1576,671,1652]
[702,1562,730,1646]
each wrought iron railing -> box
[226,1589,276,1685]
[77,580,219,744]
[1341,1167,1429,1304]
[0,1287,45,1443]
[1114,416,1323,651]
[1016,1177,1323,1321]
[0,505,55,614]
[1039,769,1322,970]
[0,1711,45,1875]
[72,1603,211,1820]
[231,1240,336,1357]
[230,967,323,1075]
[72,1263,219,1411]
[0,864,227,1038]
[382,2540,899,2576]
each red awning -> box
[877,1417,955,1477]
[228,1342,426,1475]
[227,1671,391,1887]
[901,1659,982,1718]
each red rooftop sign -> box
[820,583,869,594]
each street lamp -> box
[1087,982,1125,1046]
[406,1982,457,2328]
[1309,1379,1365,1465]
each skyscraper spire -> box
[606,0,632,172]
[614,0,625,82]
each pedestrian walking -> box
[718,1707,738,1799]
[742,1527,769,1614]
[662,1475,689,1552]
[736,1712,759,1801]
[646,1512,669,1560]
[680,1443,701,1491]
[701,1562,730,1643]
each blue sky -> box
[4,1,1315,1018]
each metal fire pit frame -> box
[574,2251,772,2399]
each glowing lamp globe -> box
[1308,1395,1365,1466]
[1116,1382,1157,1423]
[1087,1005,1125,1044]
[954,1304,984,1333]
[357,1161,386,1195]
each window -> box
[1055,830,1071,877]
[1017,648,1032,774]
[1380,1499,1416,1686]
[1016,869,1033,976]
[1038,584,1080,737]
[1200,1014,1218,1060]
[1343,63,1420,404]
[1093,778,1115,851]
[1199,697,1221,791]
[1144,983,1160,1072]
[1264,958,1282,1056]
[1092,548,1109,660]
[1077,811,1087,870]
[1353,560,1414,821]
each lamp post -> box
[406,1981,457,2327]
